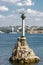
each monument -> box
[9,13,40,64]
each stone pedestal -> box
[9,36,40,63]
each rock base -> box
[9,36,40,64]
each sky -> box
[0,0,43,27]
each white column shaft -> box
[22,20,25,36]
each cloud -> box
[27,9,39,15]
[2,0,20,3]
[27,9,43,16]
[0,13,21,26]
[24,0,34,6]
[17,0,34,6]
[15,8,43,17]
[0,6,9,11]
[0,8,43,26]
[0,15,5,18]
[2,0,34,6]
[27,9,37,14]
[23,8,43,26]
[7,14,14,18]
[17,2,23,6]
[39,13,43,17]
[7,14,17,19]
[35,18,41,21]
[16,8,25,13]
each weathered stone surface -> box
[9,37,40,63]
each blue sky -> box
[0,0,43,26]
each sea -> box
[0,33,43,65]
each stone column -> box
[22,19,25,37]
[21,13,26,37]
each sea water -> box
[0,33,43,65]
